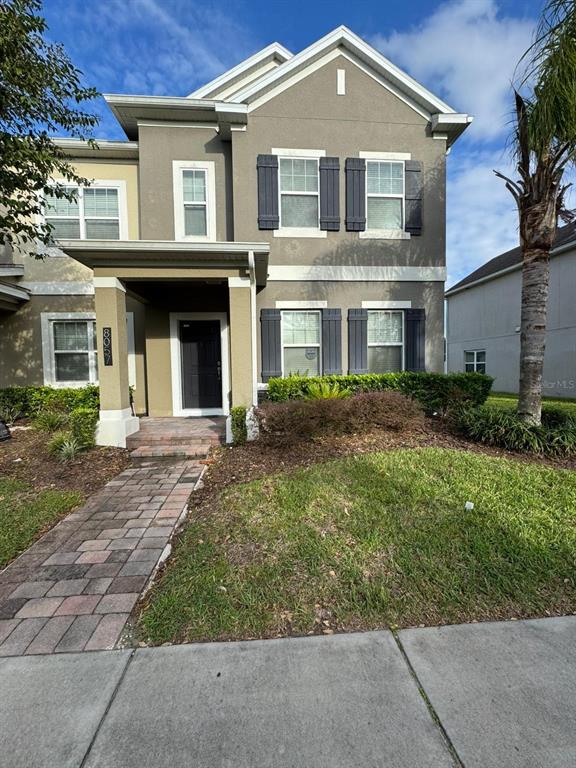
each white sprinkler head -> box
[465,501,475,511]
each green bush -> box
[33,410,69,433]
[267,372,493,414]
[69,407,98,448]
[0,385,99,419]
[231,406,247,445]
[0,403,22,426]
[456,406,576,457]
[305,381,351,399]
[47,430,74,456]
[57,436,83,462]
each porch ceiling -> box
[59,239,270,286]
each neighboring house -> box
[445,223,576,397]
[0,26,472,445]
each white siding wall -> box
[446,248,576,398]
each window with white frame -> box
[279,158,320,229]
[173,161,216,241]
[44,184,123,240]
[51,320,98,383]
[464,350,486,374]
[182,169,208,236]
[281,311,321,377]
[366,161,404,231]
[367,310,404,372]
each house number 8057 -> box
[103,327,113,366]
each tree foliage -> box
[0,0,99,249]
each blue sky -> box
[43,0,547,285]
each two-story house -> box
[0,26,472,446]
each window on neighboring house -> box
[281,310,321,376]
[52,320,98,383]
[45,184,122,240]
[279,158,319,229]
[367,310,404,372]
[465,350,486,374]
[182,169,207,237]
[366,161,404,231]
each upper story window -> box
[366,161,404,232]
[465,350,486,374]
[173,160,216,241]
[44,182,126,240]
[279,158,319,229]
[367,310,404,372]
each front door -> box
[179,320,222,409]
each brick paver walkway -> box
[0,459,204,656]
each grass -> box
[0,477,83,568]
[139,448,576,644]
[488,393,576,416]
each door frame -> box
[169,312,230,417]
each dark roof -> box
[446,222,576,295]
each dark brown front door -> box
[179,320,222,409]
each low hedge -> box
[230,406,248,445]
[69,407,99,448]
[0,385,99,419]
[266,372,493,414]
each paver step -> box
[129,445,213,459]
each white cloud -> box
[371,0,535,141]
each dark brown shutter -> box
[345,158,366,231]
[405,308,426,371]
[260,309,282,380]
[319,157,340,231]
[322,309,342,374]
[257,155,279,230]
[347,308,368,373]
[404,160,423,236]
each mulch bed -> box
[198,417,576,500]
[0,426,130,495]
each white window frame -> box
[273,148,327,239]
[280,309,322,377]
[359,151,410,240]
[464,349,486,374]
[367,310,405,373]
[43,180,128,241]
[173,160,216,241]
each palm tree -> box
[495,0,576,425]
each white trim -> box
[169,312,230,417]
[276,300,328,309]
[272,147,326,157]
[21,282,94,296]
[59,238,270,254]
[248,251,258,406]
[96,407,140,448]
[137,120,218,130]
[280,309,322,378]
[362,300,412,309]
[0,282,30,300]
[231,26,456,116]
[274,228,327,239]
[172,160,217,242]
[0,265,24,277]
[188,42,293,98]
[337,68,346,95]
[268,266,446,282]
[228,276,251,288]
[127,312,136,389]
[41,312,98,387]
[93,277,126,292]
[44,179,129,241]
[359,151,411,160]
[360,230,410,240]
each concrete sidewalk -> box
[1,616,575,768]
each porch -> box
[61,239,269,447]
[126,416,226,459]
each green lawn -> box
[139,448,576,644]
[0,478,83,568]
[488,393,576,416]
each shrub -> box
[47,430,74,456]
[69,407,98,448]
[305,381,351,400]
[57,436,83,462]
[455,406,576,457]
[266,372,493,414]
[230,406,247,445]
[0,385,99,420]
[257,391,424,442]
[33,410,69,433]
[0,403,22,426]
[541,405,576,428]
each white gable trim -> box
[231,26,456,116]
[188,43,293,99]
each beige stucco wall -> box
[94,285,130,411]
[229,286,253,406]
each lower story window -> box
[281,310,321,377]
[465,350,486,374]
[367,310,404,372]
[52,320,98,383]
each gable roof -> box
[446,223,576,297]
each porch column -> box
[93,277,140,447]
[228,277,255,407]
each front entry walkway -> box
[0,457,203,656]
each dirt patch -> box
[0,426,130,495]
